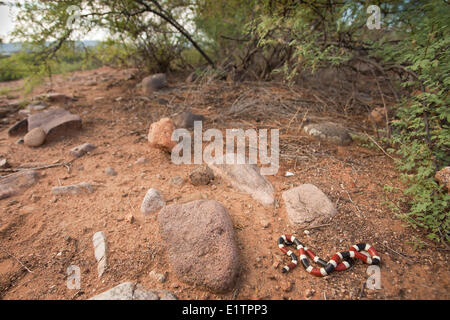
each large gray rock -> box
[0,170,40,200]
[158,200,240,292]
[207,153,274,206]
[304,122,352,145]
[282,184,336,228]
[89,282,177,300]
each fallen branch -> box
[0,160,77,178]
[0,246,33,273]
[364,133,396,161]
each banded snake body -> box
[278,234,381,277]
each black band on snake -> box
[278,234,381,277]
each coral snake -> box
[277,234,381,277]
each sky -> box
[0,1,107,43]
[0,2,16,41]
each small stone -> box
[126,214,135,223]
[304,230,310,235]
[305,288,315,298]
[173,111,205,129]
[135,157,148,165]
[189,166,214,186]
[0,158,11,169]
[149,270,167,283]
[31,194,40,202]
[140,188,165,214]
[435,167,450,194]
[261,220,270,229]
[147,118,176,152]
[282,281,294,292]
[24,127,46,147]
[69,143,96,158]
[304,122,352,146]
[141,74,168,95]
[51,182,94,196]
[170,176,186,187]
[282,184,336,229]
[207,153,275,206]
[105,167,117,176]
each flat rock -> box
[141,73,167,95]
[8,108,82,139]
[158,200,240,292]
[140,188,165,214]
[93,231,107,277]
[207,153,274,206]
[147,117,176,152]
[69,143,96,158]
[282,184,336,228]
[89,282,177,300]
[173,111,205,128]
[51,182,94,196]
[304,122,352,145]
[0,170,40,200]
[24,127,46,147]
[34,92,74,103]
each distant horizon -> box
[0,2,108,42]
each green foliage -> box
[374,0,449,242]
[253,0,449,242]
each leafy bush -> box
[254,0,449,242]
[376,1,449,242]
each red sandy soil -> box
[0,66,448,300]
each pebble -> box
[305,288,315,298]
[140,188,165,214]
[170,176,186,187]
[105,167,117,176]
[282,281,294,292]
[0,158,11,169]
[24,127,46,147]
[69,143,96,158]
[135,157,148,165]
[149,270,167,283]
[189,166,214,186]
[126,214,135,223]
